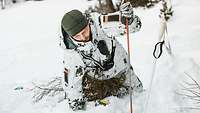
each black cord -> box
[153,41,165,59]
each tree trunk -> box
[105,0,116,12]
[97,0,116,13]
[1,0,5,9]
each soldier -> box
[59,2,143,111]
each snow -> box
[1,0,200,113]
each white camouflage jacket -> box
[59,12,142,110]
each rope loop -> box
[153,40,165,59]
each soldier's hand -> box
[120,2,134,18]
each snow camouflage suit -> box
[59,12,143,110]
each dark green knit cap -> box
[61,9,88,36]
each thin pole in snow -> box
[120,0,133,112]
[126,17,133,113]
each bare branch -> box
[30,77,66,103]
[185,72,200,90]
[177,72,200,110]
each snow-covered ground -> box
[1,0,200,113]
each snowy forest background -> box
[1,0,200,113]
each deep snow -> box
[0,0,200,113]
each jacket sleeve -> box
[62,50,86,111]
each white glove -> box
[120,2,134,18]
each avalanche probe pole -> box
[120,0,133,112]
[126,17,133,113]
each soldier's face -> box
[72,24,91,42]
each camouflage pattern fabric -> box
[82,73,129,101]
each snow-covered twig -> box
[30,77,66,103]
[177,72,200,109]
